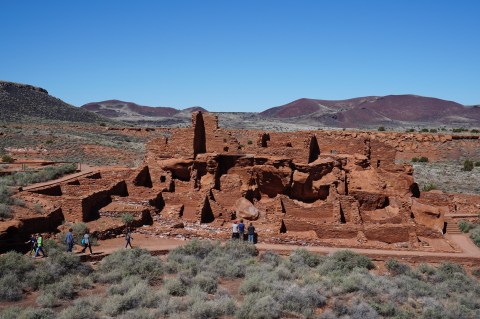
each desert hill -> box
[261,95,480,127]
[81,100,208,124]
[0,81,107,123]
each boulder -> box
[234,198,260,220]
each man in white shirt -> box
[232,220,239,240]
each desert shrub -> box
[278,284,326,317]
[239,272,277,295]
[318,250,374,275]
[386,258,411,276]
[0,307,56,319]
[437,262,466,279]
[95,248,162,283]
[58,303,98,319]
[168,240,215,263]
[0,203,11,218]
[422,183,437,192]
[34,203,44,214]
[418,156,429,163]
[0,251,34,278]
[1,155,14,163]
[463,160,474,171]
[429,129,437,133]
[0,185,13,205]
[247,140,253,145]
[0,273,23,301]
[43,277,76,300]
[289,249,324,268]
[421,128,429,132]
[378,126,385,131]
[260,251,281,267]
[347,298,379,319]
[36,292,61,308]
[164,277,189,297]
[411,157,418,162]
[190,295,236,319]
[121,213,134,225]
[470,227,480,247]
[71,222,88,243]
[103,280,156,316]
[236,293,282,319]
[406,128,415,132]
[12,198,25,206]
[192,271,218,294]
[458,220,473,233]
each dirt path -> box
[78,233,480,265]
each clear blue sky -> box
[1,0,479,111]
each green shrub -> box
[418,156,429,163]
[289,249,324,268]
[190,295,236,319]
[475,161,480,167]
[0,203,12,218]
[278,284,326,317]
[96,249,162,284]
[463,160,474,171]
[259,251,281,267]
[429,129,437,133]
[319,250,374,274]
[421,128,429,132]
[1,155,14,163]
[471,129,480,133]
[0,185,13,205]
[411,157,418,162]
[236,293,282,319]
[470,228,480,247]
[422,183,437,192]
[0,307,56,319]
[34,203,44,214]
[36,292,61,308]
[13,198,25,207]
[458,220,473,233]
[378,126,385,131]
[164,277,188,296]
[121,213,134,225]
[406,128,415,132]
[0,273,23,301]
[247,140,253,145]
[385,258,411,276]
[103,280,156,316]
[192,271,218,294]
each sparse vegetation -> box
[1,241,480,318]
[418,156,429,163]
[377,126,385,131]
[463,159,474,171]
[121,213,135,225]
[422,183,437,192]
[1,154,14,163]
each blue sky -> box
[1,0,479,111]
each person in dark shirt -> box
[65,228,74,252]
[247,223,255,243]
[238,219,245,241]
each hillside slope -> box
[0,81,106,123]
[261,95,480,127]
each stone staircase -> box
[445,220,462,234]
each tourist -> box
[81,230,93,255]
[238,219,245,241]
[232,220,239,240]
[65,228,74,252]
[248,223,255,243]
[26,234,37,256]
[125,228,133,248]
[34,233,47,258]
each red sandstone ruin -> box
[2,112,480,252]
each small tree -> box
[378,126,385,131]
[463,160,474,171]
[121,213,134,226]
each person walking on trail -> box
[248,223,255,243]
[232,220,239,240]
[26,234,37,256]
[65,228,74,252]
[81,230,93,255]
[34,233,47,258]
[238,219,245,241]
[125,229,133,248]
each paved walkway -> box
[78,233,480,264]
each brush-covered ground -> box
[1,240,480,319]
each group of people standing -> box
[232,219,256,243]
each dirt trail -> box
[77,233,480,265]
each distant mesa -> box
[0,81,106,123]
[81,100,208,119]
